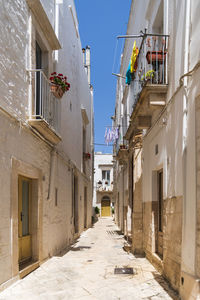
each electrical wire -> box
[112,38,119,74]
[94,143,114,147]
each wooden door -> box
[101,199,111,217]
[157,170,163,258]
[84,187,87,228]
[18,176,32,264]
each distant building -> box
[93,153,113,217]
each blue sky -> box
[74,0,131,153]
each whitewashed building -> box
[113,0,200,298]
[93,153,113,217]
[0,0,93,289]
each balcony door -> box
[36,42,42,117]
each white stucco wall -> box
[114,0,200,284]
[0,0,93,287]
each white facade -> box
[114,0,200,298]
[93,153,113,215]
[0,0,93,288]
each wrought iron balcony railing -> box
[96,180,113,192]
[29,69,60,133]
[28,70,61,144]
[129,33,169,114]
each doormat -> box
[114,267,134,275]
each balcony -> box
[28,70,61,145]
[126,34,169,139]
[116,144,128,165]
[96,180,113,193]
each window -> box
[82,127,86,174]
[102,170,110,184]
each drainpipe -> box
[82,48,85,66]
[182,0,194,279]
[85,45,91,86]
[182,0,190,152]
[54,0,60,62]
[122,167,125,234]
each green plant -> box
[50,72,70,92]
[95,206,100,214]
[141,69,155,81]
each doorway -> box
[18,176,32,265]
[157,169,163,258]
[73,175,79,233]
[84,186,87,228]
[101,196,111,217]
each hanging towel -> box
[126,62,131,85]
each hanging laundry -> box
[130,41,139,73]
[126,62,131,85]
[104,127,119,145]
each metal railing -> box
[115,134,128,154]
[129,33,169,112]
[96,180,113,192]
[28,70,60,134]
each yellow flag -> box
[130,41,139,73]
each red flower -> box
[64,76,67,79]
[58,73,63,76]
[49,77,54,81]
[51,72,57,75]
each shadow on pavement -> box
[69,246,91,251]
[152,272,180,300]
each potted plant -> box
[112,207,114,215]
[94,206,100,218]
[146,51,166,64]
[141,70,155,83]
[49,72,70,99]
[83,152,91,159]
[120,144,126,149]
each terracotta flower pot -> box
[50,84,64,99]
[146,51,166,64]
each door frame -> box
[18,176,32,264]
[11,158,43,276]
[157,169,163,258]
[84,186,87,228]
[101,196,111,217]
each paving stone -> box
[0,218,178,300]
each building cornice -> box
[26,0,61,50]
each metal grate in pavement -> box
[114,267,134,275]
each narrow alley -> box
[0,218,178,300]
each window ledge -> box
[26,0,61,50]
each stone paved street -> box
[0,218,179,300]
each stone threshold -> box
[146,250,164,274]
[19,261,39,279]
